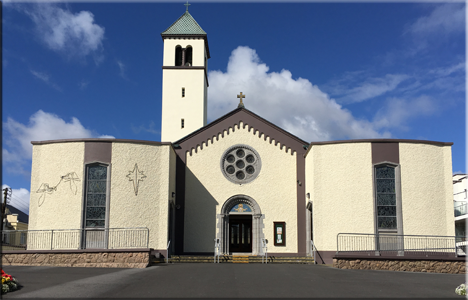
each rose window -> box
[221,144,261,184]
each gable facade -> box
[173,108,308,255]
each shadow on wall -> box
[184,167,219,253]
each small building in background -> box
[5,204,29,231]
[453,174,467,237]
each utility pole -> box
[2,187,11,232]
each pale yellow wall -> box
[110,143,174,250]
[29,142,85,231]
[306,143,374,251]
[184,123,298,253]
[161,69,207,142]
[399,143,454,236]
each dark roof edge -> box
[31,138,173,147]
[175,107,308,146]
[303,139,453,157]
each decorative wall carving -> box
[36,172,81,207]
[126,164,147,196]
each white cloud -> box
[78,80,89,90]
[2,184,30,215]
[405,3,465,37]
[428,61,465,77]
[403,3,465,54]
[116,60,126,79]
[208,46,389,142]
[3,110,114,176]
[24,3,105,60]
[30,69,62,91]
[373,95,438,131]
[328,73,410,104]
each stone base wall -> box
[333,258,466,274]
[2,250,151,268]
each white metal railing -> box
[454,202,467,217]
[214,238,220,263]
[261,238,268,264]
[166,240,171,263]
[2,227,149,251]
[456,240,467,256]
[310,240,317,264]
[336,233,465,257]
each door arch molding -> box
[216,195,265,255]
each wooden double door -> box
[229,215,252,252]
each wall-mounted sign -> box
[274,222,286,246]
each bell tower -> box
[160,4,210,142]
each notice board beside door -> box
[274,222,286,246]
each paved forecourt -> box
[2,264,464,298]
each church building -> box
[28,7,455,264]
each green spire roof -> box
[162,11,206,35]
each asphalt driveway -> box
[2,263,465,298]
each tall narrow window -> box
[182,87,185,97]
[175,46,182,66]
[375,165,397,230]
[185,46,192,66]
[181,119,184,129]
[84,164,108,228]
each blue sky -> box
[2,1,466,214]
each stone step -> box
[152,255,315,264]
[232,255,250,264]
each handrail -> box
[310,240,317,264]
[166,240,171,263]
[336,233,464,257]
[1,227,150,251]
[261,238,268,264]
[214,239,220,263]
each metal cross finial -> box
[184,1,190,11]
[237,92,245,108]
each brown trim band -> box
[296,152,307,256]
[304,139,453,158]
[372,142,399,164]
[174,151,186,254]
[313,250,336,264]
[175,108,308,154]
[32,138,173,147]
[85,142,112,164]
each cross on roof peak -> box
[237,92,245,108]
[184,1,191,11]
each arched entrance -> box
[216,195,264,255]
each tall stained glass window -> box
[85,165,107,228]
[375,165,397,230]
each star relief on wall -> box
[126,163,147,196]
